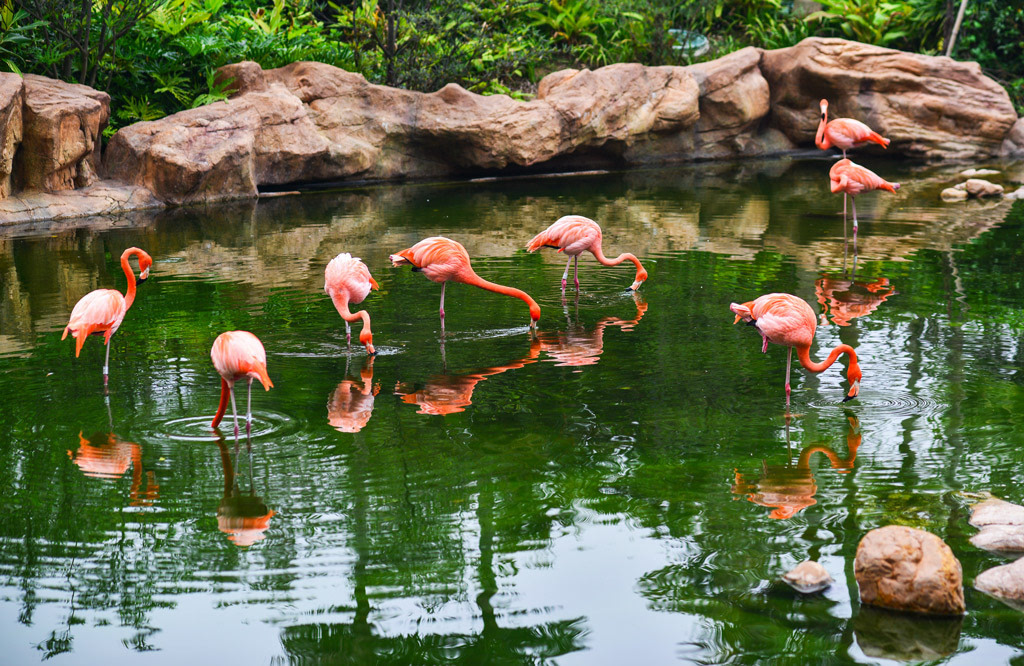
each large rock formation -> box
[0,73,23,199]
[15,75,109,192]
[761,37,1018,161]
[854,525,965,615]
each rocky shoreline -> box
[2,37,1023,225]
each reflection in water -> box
[327,357,378,433]
[536,293,647,368]
[395,348,540,416]
[854,605,963,662]
[733,416,860,519]
[816,274,896,327]
[215,436,275,547]
[69,401,160,507]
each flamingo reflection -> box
[816,275,896,327]
[69,401,159,506]
[732,416,861,519]
[536,292,647,369]
[328,356,379,433]
[215,435,275,547]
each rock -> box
[782,560,833,593]
[970,498,1024,526]
[104,59,702,204]
[941,187,968,202]
[960,168,1000,177]
[0,73,24,199]
[963,178,1004,197]
[974,556,1024,612]
[854,525,965,615]
[1002,117,1024,158]
[760,37,1018,160]
[15,74,109,192]
[1006,186,1024,201]
[854,605,963,661]
[0,180,160,225]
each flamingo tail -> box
[866,131,890,149]
[212,378,230,428]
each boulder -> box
[957,179,1004,197]
[782,560,833,593]
[1002,117,1024,158]
[1006,186,1024,201]
[104,59,707,204]
[969,497,1024,555]
[941,187,968,202]
[15,74,109,192]
[0,73,23,199]
[970,498,1024,526]
[974,556,1024,612]
[854,525,965,615]
[760,37,1018,160]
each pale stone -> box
[964,178,1004,197]
[975,556,1024,612]
[970,498,1024,527]
[960,168,1000,177]
[941,187,968,201]
[0,73,23,199]
[782,560,833,593]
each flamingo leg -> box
[561,257,571,292]
[345,321,352,346]
[851,196,859,252]
[103,339,112,385]
[573,256,579,291]
[785,346,792,406]
[439,282,447,332]
[229,383,240,439]
[761,334,769,354]
[246,377,253,435]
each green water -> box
[2,158,1024,664]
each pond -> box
[1,157,1023,663]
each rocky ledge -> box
[1,37,1023,223]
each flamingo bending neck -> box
[590,243,647,289]
[796,343,861,399]
[462,272,541,324]
[330,292,375,353]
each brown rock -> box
[760,37,1017,160]
[15,74,109,192]
[1002,117,1024,157]
[971,524,1024,555]
[974,556,1024,612]
[962,178,1004,197]
[941,187,968,202]
[0,180,160,224]
[782,560,833,593]
[686,47,772,155]
[0,73,23,199]
[854,525,965,615]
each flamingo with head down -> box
[210,331,274,436]
[527,215,647,293]
[325,252,379,355]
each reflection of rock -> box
[854,605,963,661]
[69,431,159,506]
[327,358,378,433]
[855,526,965,616]
[969,497,1024,555]
[782,560,832,593]
[761,37,1017,160]
[395,349,539,416]
[974,557,1024,612]
[815,275,895,327]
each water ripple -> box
[154,411,298,442]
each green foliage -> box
[0,2,46,73]
[953,0,1024,114]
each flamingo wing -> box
[63,290,127,355]
[390,237,470,283]
[527,215,601,255]
[326,253,375,305]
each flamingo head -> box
[843,363,862,402]
[819,99,829,117]
[360,329,375,356]
[124,247,153,283]
[389,251,414,268]
[730,301,754,325]
[628,267,649,292]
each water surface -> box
[2,158,1024,663]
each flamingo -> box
[527,215,647,292]
[829,158,900,245]
[210,331,274,436]
[816,99,890,158]
[325,252,379,355]
[389,236,540,331]
[730,293,862,405]
[62,247,153,384]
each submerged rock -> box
[854,525,965,616]
[941,188,969,202]
[975,557,1024,612]
[970,498,1024,527]
[954,179,1004,197]
[782,560,833,593]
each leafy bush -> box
[952,0,1024,113]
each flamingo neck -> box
[212,377,231,428]
[463,272,541,323]
[798,445,855,471]
[816,109,830,149]
[796,343,857,373]
[122,250,140,310]
[590,243,646,284]
[331,292,374,351]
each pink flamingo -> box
[389,236,540,331]
[62,247,153,384]
[325,252,379,355]
[527,215,647,292]
[210,331,274,436]
[730,293,862,405]
[816,99,890,158]
[829,158,900,244]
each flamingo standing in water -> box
[62,247,153,384]
[527,215,647,292]
[829,159,900,245]
[389,236,540,331]
[730,293,862,405]
[816,99,890,158]
[325,252,379,355]
[211,331,274,436]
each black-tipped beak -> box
[137,277,148,285]
[842,394,855,403]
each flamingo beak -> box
[139,267,150,283]
[628,279,644,291]
[842,381,860,402]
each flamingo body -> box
[211,331,274,434]
[62,247,152,381]
[325,252,379,354]
[816,99,890,156]
[829,159,899,196]
[730,293,862,403]
[527,215,647,291]
[390,236,540,328]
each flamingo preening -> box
[815,99,890,158]
[62,247,153,384]
[730,293,862,405]
[527,215,647,292]
[325,252,379,355]
[829,158,900,245]
[210,331,274,436]
[389,236,540,332]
